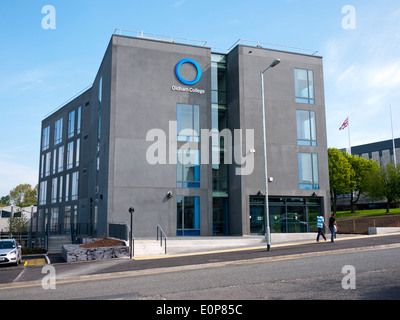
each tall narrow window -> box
[65,174,70,202]
[54,118,63,145]
[50,208,59,233]
[40,154,44,178]
[177,149,200,188]
[176,196,200,236]
[76,138,80,167]
[67,141,74,169]
[296,110,317,146]
[177,104,199,142]
[58,146,64,172]
[51,178,58,204]
[39,181,47,205]
[64,206,71,232]
[298,153,319,190]
[295,69,315,104]
[52,149,57,174]
[59,176,63,203]
[71,171,79,201]
[98,76,103,105]
[68,110,75,138]
[77,106,81,135]
[45,152,51,177]
[42,126,50,151]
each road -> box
[0,235,399,302]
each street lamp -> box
[260,58,280,251]
[129,207,135,259]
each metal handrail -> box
[114,29,208,47]
[229,39,319,55]
[156,224,167,254]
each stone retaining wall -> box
[62,244,130,262]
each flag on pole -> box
[339,117,349,131]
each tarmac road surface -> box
[0,233,399,288]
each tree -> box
[328,148,353,214]
[9,184,38,207]
[8,215,29,236]
[345,153,380,213]
[0,195,11,207]
[363,162,400,213]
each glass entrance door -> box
[177,196,200,236]
[250,196,265,234]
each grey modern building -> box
[35,32,330,239]
[350,138,400,166]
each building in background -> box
[338,138,400,210]
[36,32,330,239]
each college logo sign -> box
[175,58,202,85]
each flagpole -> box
[347,116,352,155]
[390,105,397,166]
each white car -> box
[0,239,22,266]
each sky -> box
[0,0,400,197]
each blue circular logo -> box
[175,58,202,85]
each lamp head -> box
[269,59,281,68]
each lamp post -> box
[260,58,280,251]
[129,207,135,259]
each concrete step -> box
[133,240,166,257]
[131,236,267,257]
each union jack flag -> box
[339,117,349,131]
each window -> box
[40,154,44,178]
[177,104,199,142]
[296,110,317,146]
[54,118,63,145]
[176,196,200,236]
[295,69,315,104]
[97,116,101,153]
[68,110,75,138]
[50,208,59,233]
[51,178,57,204]
[42,126,50,151]
[39,181,47,205]
[71,171,79,201]
[77,106,81,135]
[67,141,74,169]
[177,149,200,188]
[76,138,80,166]
[65,174,70,202]
[298,153,319,190]
[45,152,51,177]
[58,146,64,172]
[59,176,63,203]
[98,77,102,105]
[64,206,71,233]
[52,149,57,175]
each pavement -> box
[0,232,399,289]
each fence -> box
[337,215,400,234]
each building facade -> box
[338,138,400,210]
[36,33,330,238]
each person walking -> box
[329,213,338,243]
[316,214,327,242]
